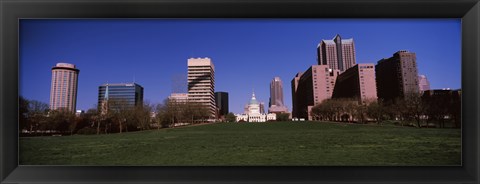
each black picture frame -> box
[1,0,479,183]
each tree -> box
[225,112,236,122]
[19,96,30,132]
[401,92,426,128]
[74,108,98,135]
[154,103,168,129]
[104,98,134,133]
[354,101,367,124]
[48,109,75,133]
[366,100,385,124]
[25,99,49,133]
[135,101,154,130]
[275,112,290,121]
[423,90,462,128]
[310,99,337,121]
[450,91,461,128]
[154,98,211,128]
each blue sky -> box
[20,19,461,114]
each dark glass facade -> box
[214,92,229,117]
[98,83,144,112]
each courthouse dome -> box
[249,92,258,105]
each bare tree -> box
[26,99,50,133]
[48,108,75,134]
[135,101,154,130]
[366,100,385,124]
[402,92,426,128]
[154,98,210,128]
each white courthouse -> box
[235,92,276,122]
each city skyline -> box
[20,19,461,114]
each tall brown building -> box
[375,50,419,103]
[332,63,377,102]
[291,72,303,118]
[269,77,288,113]
[291,65,340,120]
[317,34,356,72]
[49,63,80,112]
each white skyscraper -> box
[187,57,216,119]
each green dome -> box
[249,92,258,104]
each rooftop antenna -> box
[133,74,136,84]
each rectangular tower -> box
[269,77,288,113]
[49,63,80,112]
[98,83,144,113]
[188,57,216,119]
[269,77,285,107]
[332,63,377,102]
[214,92,229,117]
[293,65,340,120]
[291,72,303,118]
[375,50,419,103]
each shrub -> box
[76,127,97,135]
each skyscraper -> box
[214,92,229,117]
[418,75,431,92]
[332,63,378,102]
[291,72,303,118]
[317,34,356,72]
[49,63,80,112]
[98,83,144,113]
[376,50,420,103]
[187,57,216,119]
[291,65,340,120]
[269,77,288,113]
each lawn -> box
[19,121,461,166]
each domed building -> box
[236,92,276,122]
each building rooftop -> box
[101,82,142,87]
[322,40,336,44]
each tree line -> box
[310,92,461,128]
[19,96,218,136]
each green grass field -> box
[19,121,461,166]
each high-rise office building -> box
[214,92,229,117]
[187,57,216,118]
[317,34,356,72]
[98,83,144,113]
[291,72,303,119]
[49,63,80,112]
[376,50,420,103]
[418,75,431,92]
[332,63,377,102]
[291,65,340,120]
[169,93,189,103]
[269,77,288,113]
